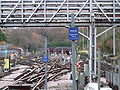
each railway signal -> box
[76,61,84,72]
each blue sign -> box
[43,55,48,63]
[3,50,8,54]
[69,27,79,40]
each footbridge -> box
[0,0,120,27]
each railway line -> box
[0,52,119,90]
[0,53,71,90]
[96,56,120,90]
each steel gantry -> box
[0,0,120,27]
[0,0,119,82]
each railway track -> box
[1,54,71,90]
[1,53,119,90]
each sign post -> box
[69,13,79,90]
[44,37,48,90]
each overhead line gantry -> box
[0,0,120,27]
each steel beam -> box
[75,0,89,19]
[3,0,22,22]
[49,0,66,22]
[113,0,116,55]
[26,0,44,22]
[96,25,116,38]
[1,22,120,27]
[113,28,116,55]
[21,0,24,22]
[93,0,111,22]
[78,32,90,40]
[89,0,93,83]
[0,0,1,22]
[89,25,92,83]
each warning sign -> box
[4,59,10,69]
